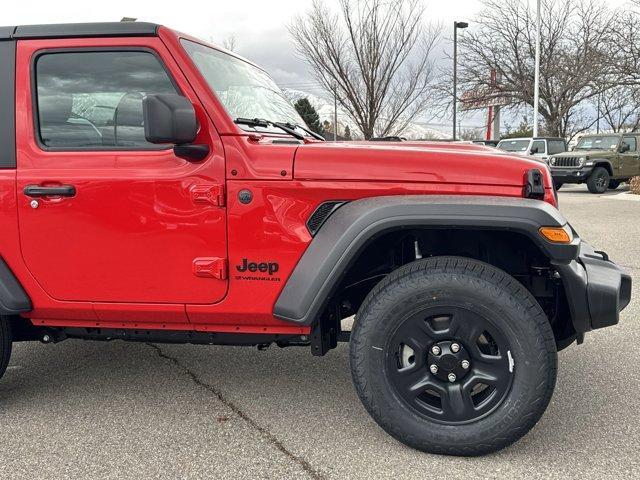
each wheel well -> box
[594,162,613,176]
[326,228,576,347]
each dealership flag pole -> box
[533,0,541,137]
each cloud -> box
[234,29,314,85]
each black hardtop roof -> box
[581,132,640,137]
[0,22,159,40]
[499,137,566,141]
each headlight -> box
[577,157,586,167]
[549,157,556,166]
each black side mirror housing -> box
[620,142,630,153]
[530,146,539,154]
[143,94,198,145]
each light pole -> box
[453,21,469,141]
[533,0,541,137]
[333,86,338,142]
[596,91,601,134]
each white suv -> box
[496,137,567,163]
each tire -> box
[554,182,563,190]
[608,179,621,190]
[0,318,12,382]
[350,256,557,456]
[587,166,610,193]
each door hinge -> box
[191,184,225,206]
[193,257,228,280]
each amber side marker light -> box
[539,226,572,243]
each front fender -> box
[273,195,577,325]
[590,158,614,174]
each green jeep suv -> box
[549,133,640,193]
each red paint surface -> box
[3,28,556,334]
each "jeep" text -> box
[236,258,279,275]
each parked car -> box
[496,137,567,163]
[0,22,631,457]
[472,139,499,147]
[370,136,408,141]
[549,133,640,193]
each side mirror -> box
[143,94,198,145]
[530,146,539,154]
[620,142,630,153]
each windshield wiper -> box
[234,117,305,141]
[279,122,325,141]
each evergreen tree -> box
[294,98,323,134]
[502,117,533,139]
[344,125,352,140]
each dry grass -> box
[630,177,640,194]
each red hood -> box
[294,141,551,187]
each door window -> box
[621,136,637,152]
[531,140,546,154]
[35,50,177,149]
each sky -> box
[3,0,632,131]
[4,0,481,84]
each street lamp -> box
[532,0,541,137]
[453,21,469,141]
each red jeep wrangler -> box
[0,22,632,456]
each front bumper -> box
[555,241,632,333]
[551,167,593,184]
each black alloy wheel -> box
[350,256,557,456]
[587,166,610,194]
[385,306,513,424]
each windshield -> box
[575,135,619,151]
[497,139,531,152]
[181,39,306,133]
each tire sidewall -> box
[0,319,12,381]
[351,262,556,454]
[588,167,610,194]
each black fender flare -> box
[590,159,614,175]
[0,258,31,316]
[273,195,578,326]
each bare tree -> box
[593,86,640,132]
[611,2,640,85]
[223,35,237,52]
[289,0,439,139]
[457,0,616,138]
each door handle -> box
[24,185,76,198]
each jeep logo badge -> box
[236,258,279,275]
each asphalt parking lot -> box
[1,184,638,479]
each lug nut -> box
[431,345,441,355]
[451,343,461,353]
[448,373,457,382]
[42,334,51,343]
[461,360,470,369]
[429,364,438,374]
